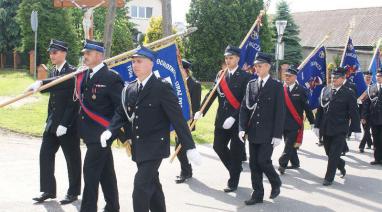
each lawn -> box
[0,69,217,143]
[0,69,48,136]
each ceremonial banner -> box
[110,43,192,121]
[297,46,326,109]
[340,37,367,96]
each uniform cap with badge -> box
[253,52,272,65]
[130,45,157,61]
[47,39,68,52]
[224,45,241,57]
[81,39,105,53]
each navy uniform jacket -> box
[344,80,357,96]
[239,77,286,144]
[362,84,382,126]
[41,62,78,134]
[108,74,196,163]
[202,68,251,129]
[284,83,315,131]
[78,64,125,144]
[187,77,202,131]
[315,85,361,136]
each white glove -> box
[354,132,362,141]
[271,137,282,148]
[56,125,67,137]
[238,131,245,143]
[186,148,202,166]
[222,116,235,129]
[100,130,112,148]
[313,128,320,138]
[357,98,362,105]
[26,80,42,93]
[194,111,203,120]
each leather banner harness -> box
[219,72,240,109]
[75,71,110,128]
[283,86,304,148]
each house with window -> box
[292,7,382,71]
[126,0,162,33]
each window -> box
[138,7,145,18]
[130,6,153,19]
[131,6,138,18]
[146,7,153,18]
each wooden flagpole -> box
[0,27,197,108]
[169,6,269,163]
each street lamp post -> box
[275,20,287,79]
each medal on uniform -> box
[92,87,97,100]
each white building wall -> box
[126,0,162,33]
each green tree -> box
[144,16,163,44]
[272,0,302,68]
[185,0,272,80]
[142,16,185,55]
[16,0,81,66]
[0,0,21,54]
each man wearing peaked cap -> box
[278,67,314,175]
[362,68,382,165]
[314,67,361,186]
[27,39,82,205]
[174,58,202,184]
[194,45,251,193]
[77,39,127,212]
[100,45,201,212]
[239,52,284,204]
[338,67,357,155]
[130,45,156,61]
[359,71,373,152]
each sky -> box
[172,0,382,23]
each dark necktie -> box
[138,83,143,95]
[259,80,264,92]
[332,89,337,96]
[53,68,59,77]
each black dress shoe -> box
[223,186,237,193]
[269,186,280,199]
[175,175,192,184]
[339,168,346,178]
[370,161,381,165]
[278,166,285,175]
[366,146,371,149]
[59,194,78,205]
[359,148,364,153]
[32,192,56,202]
[286,165,300,169]
[244,198,263,205]
[322,180,332,186]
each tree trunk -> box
[161,0,172,37]
[103,0,117,58]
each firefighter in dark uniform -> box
[100,46,201,212]
[239,52,284,205]
[362,69,382,165]
[28,39,81,204]
[77,40,125,212]
[174,59,202,184]
[342,75,357,155]
[278,67,315,175]
[314,67,361,186]
[193,45,251,192]
[359,71,373,152]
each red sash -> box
[283,86,303,147]
[76,71,110,128]
[220,74,240,110]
